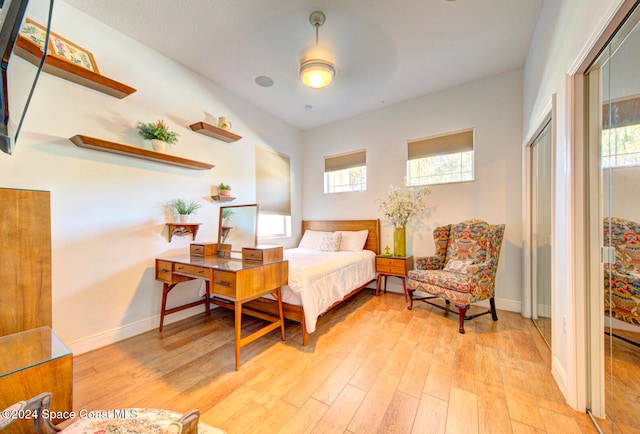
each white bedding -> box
[272,247,376,333]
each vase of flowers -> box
[377,185,429,256]
[137,119,180,153]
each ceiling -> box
[62,0,544,130]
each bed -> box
[245,219,380,345]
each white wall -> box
[0,1,303,354]
[523,0,625,410]
[302,69,524,312]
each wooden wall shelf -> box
[69,135,214,170]
[189,122,242,143]
[211,195,236,202]
[14,36,136,99]
[166,223,202,242]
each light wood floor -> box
[69,289,601,433]
[602,328,640,434]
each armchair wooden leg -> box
[456,304,469,334]
[490,297,498,321]
[408,289,414,310]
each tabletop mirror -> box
[218,204,258,257]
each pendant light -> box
[299,11,336,89]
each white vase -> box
[179,214,189,223]
[151,139,166,153]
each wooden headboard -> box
[302,219,380,255]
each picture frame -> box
[19,18,100,74]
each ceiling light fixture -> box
[299,11,335,89]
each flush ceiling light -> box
[299,11,336,89]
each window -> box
[602,96,640,168]
[256,146,291,238]
[406,128,474,186]
[324,150,367,194]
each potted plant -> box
[218,183,232,197]
[168,198,202,223]
[137,119,180,153]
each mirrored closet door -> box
[587,6,640,430]
[531,120,553,348]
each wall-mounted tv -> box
[0,0,53,155]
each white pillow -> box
[443,259,472,274]
[298,230,332,249]
[318,232,342,252]
[337,230,369,251]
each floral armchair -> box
[407,219,505,333]
[604,217,640,326]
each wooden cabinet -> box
[0,188,51,336]
[0,328,73,433]
[0,189,73,431]
[375,255,413,301]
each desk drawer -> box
[156,260,174,283]
[173,263,208,279]
[242,249,263,261]
[213,271,236,298]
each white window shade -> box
[408,129,474,160]
[256,146,291,215]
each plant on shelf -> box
[137,119,179,152]
[168,198,202,223]
[218,182,232,196]
[220,208,235,242]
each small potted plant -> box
[168,198,202,223]
[137,119,180,153]
[218,183,232,197]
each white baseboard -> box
[67,305,209,355]
[551,354,572,408]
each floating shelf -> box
[189,122,242,143]
[14,35,136,99]
[166,223,202,242]
[69,135,214,170]
[211,195,236,202]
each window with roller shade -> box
[324,149,367,194]
[406,128,474,186]
[602,95,640,168]
[256,146,291,238]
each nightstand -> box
[375,255,413,301]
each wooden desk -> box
[155,255,288,370]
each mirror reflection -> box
[218,204,258,254]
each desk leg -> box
[234,300,242,371]
[205,281,211,315]
[276,288,285,341]
[159,283,177,332]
